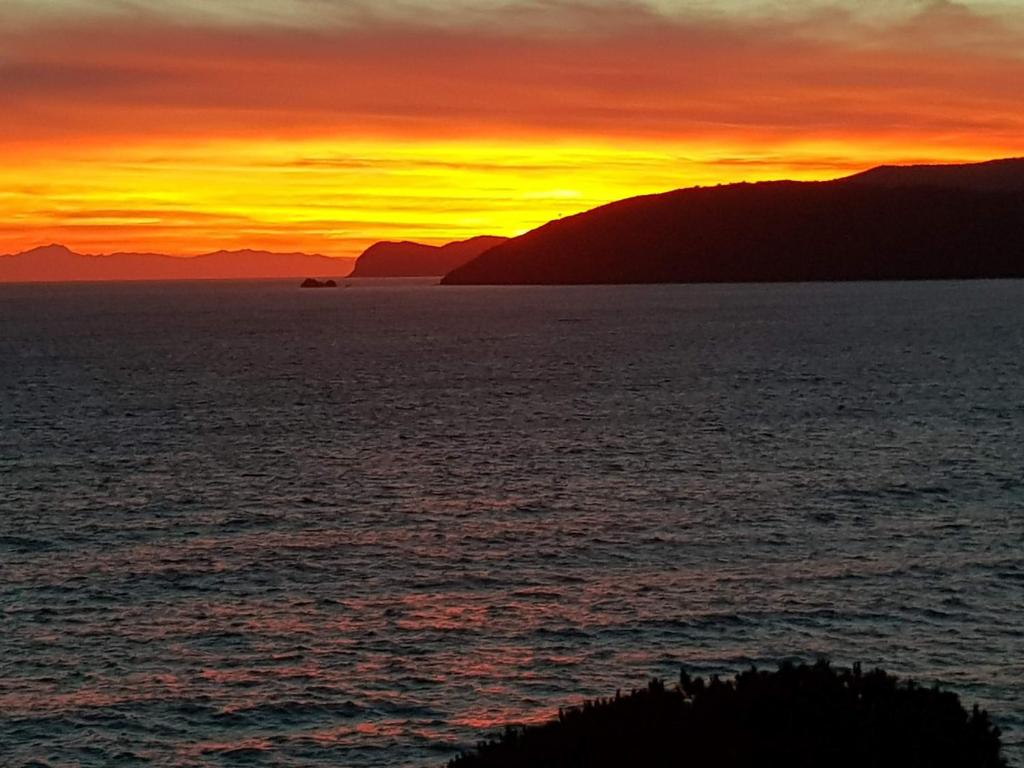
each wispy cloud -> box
[2,0,1022,147]
[4,0,1023,39]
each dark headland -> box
[449,662,1007,768]
[348,235,507,278]
[441,158,1024,285]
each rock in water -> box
[300,278,336,288]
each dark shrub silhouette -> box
[448,661,1006,768]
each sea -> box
[1,278,1022,767]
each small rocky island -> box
[300,278,338,288]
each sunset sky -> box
[3,0,1024,257]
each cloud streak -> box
[2,1,1023,149]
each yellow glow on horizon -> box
[0,135,1014,256]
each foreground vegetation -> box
[449,661,1006,768]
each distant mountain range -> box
[347,236,508,277]
[0,235,510,283]
[442,158,1024,285]
[0,244,355,283]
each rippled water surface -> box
[1,279,1022,766]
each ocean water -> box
[1,278,1022,767]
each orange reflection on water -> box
[199,668,258,685]
[451,645,537,681]
[180,737,273,759]
[397,593,490,632]
[0,672,188,715]
[354,721,403,737]
[451,704,555,731]
[302,719,407,747]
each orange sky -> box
[2,0,1023,257]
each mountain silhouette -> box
[348,235,508,277]
[441,158,1024,285]
[842,157,1024,192]
[0,245,354,283]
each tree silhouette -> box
[448,661,1006,768]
